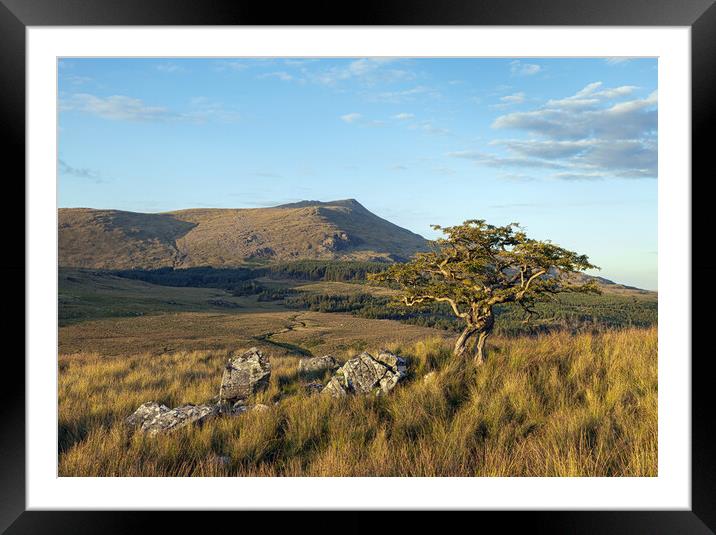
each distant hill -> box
[58,199,431,269]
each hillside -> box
[58,199,430,269]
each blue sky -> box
[58,57,657,289]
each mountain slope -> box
[58,199,431,269]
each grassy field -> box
[58,267,658,477]
[59,309,448,358]
[58,327,657,477]
[59,269,254,326]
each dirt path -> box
[254,312,312,356]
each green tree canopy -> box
[369,220,599,363]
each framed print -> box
[3,0,715,532]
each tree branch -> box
[403,295,469,319]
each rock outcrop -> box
[125,402,218,437]
[298,355,338,373]
[126,347,407,436]
[219,347,271,402]
[127,347,275,436]
[322,350,407,397]
[125,401,170,428]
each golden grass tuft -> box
[58,327,657,477]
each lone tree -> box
[369,220,599,364]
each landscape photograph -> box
[57,57,658,477]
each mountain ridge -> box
[58,199,431,270]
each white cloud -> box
[215,60,248,72]
[311,58,414,87]
[393,112,415,120]
[500,92,526,104]
[413,121,449,136]
[339,113,386,127]
[340,113,362,123]
[58,159,104,183]
[62,74,92,85]
[544,81,638,109]
[61,93,240,123]
[451,82,658,180]
[490,92,526,109]
[185,97,241,123]
[60,93,174,121]
[258,71,294,81]
[510,60,541,76]
[370,85,440,103]
[449,150,567,170]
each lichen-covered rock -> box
[322,376,348,397]
[128,402,219,436]
[125,401,170,428]
[219,347,271,402]
[321,350,407,397]
[375,350,407,373]
[298,355,338,373]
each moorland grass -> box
[58,327,657,477]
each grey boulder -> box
[219,347,271,402]
[322,350,407,397]
[126,402,219,437]
[298,355,338,373]
[125,401,170,428]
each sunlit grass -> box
[58,327,657,477]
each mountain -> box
[58,199,431,269]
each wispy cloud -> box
[501,92,526,104]
[450,82,657,180]
[449,149,567,170]
[510,60,541,76]
[60,93,174,121]
[258,71,294,81]
[214,60,248,72]
[370,85,440,103]
[311,58,414,87]
[339,112,385,127]
[157,62,187,73]
[340,112,362,123]
[283,59,318,67]
[58,159,104,183]
[418,122,450,136]
[392,112,415,120]
[490,92,527,109]
[186,96,241,123]
[61,93,240,123]
[61,74,92,85]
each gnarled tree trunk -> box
[453,312,495,365]
[453,325,477,358]
[473,312,495,365]
[474,331,489,365]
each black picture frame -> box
[2,0,713,532]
